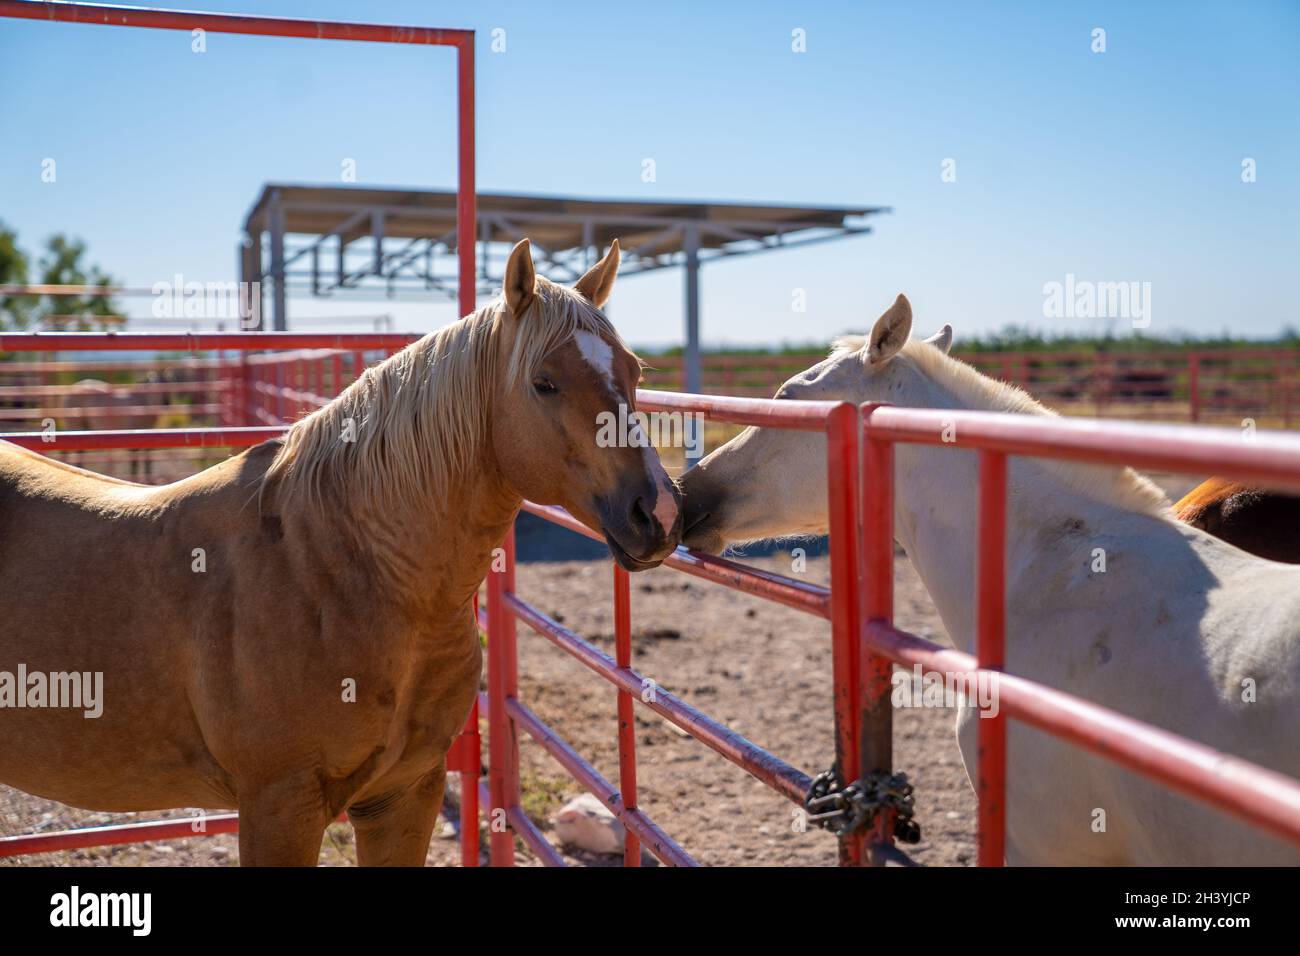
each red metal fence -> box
[4,331,1300,865]
[0,0,476,320]
[643,347,1300,427]
[482,391,865,865]
[857,407,1300,864]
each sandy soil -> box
[0,551,977,868]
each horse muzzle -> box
[598,483,683,571]
[678,466,728,555]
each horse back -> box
[1176,477,1300,564]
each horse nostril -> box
[629,496,654,533]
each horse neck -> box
[887,365,1152,654]
[295,449,520,621]
[270,326,521,619]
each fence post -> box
[486,523,520,866]
[825,402,863,865]
[1189,353,1201,423]
[238,354,250,426]
[613,564,641,867]
[458,696,481,867]
[976,450,1007,866]
[1276,357,1290,429]
[859,403,896,865]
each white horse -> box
[679,294,1300,865]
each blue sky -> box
[2,0,1297,348]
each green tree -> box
[36,234,121,331]
[0,221,36,331]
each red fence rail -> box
[857,404,1300,865]
[642,347,1300,427]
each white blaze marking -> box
[574,330,616,390]
[576,329,678,535]
[644,448,679,534]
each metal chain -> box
[804,768,921,843]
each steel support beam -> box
[269,189,287,331]
[683,223,702,465]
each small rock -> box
[551,793,625,855]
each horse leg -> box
[347,765,446,867]
[237,780,333,866]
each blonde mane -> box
[265,276,622,514]
[833,334,1170,516]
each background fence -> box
[7,341,1297,483]
[643,347,1300,428]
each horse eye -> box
[533,377,558,395]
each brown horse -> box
[0,238,681,865]
[1175,478,1300,563]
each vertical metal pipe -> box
[1281,358,1292,429]
[1189,353,1201,423]
[683,224,702,466]
[275,362,285,422]
[486,525,517,866]
[859,404,895,865]
[238,354,249,426]
[824,402,863,865]
[269,189,287,332]
[976,450,1007,866]
[371,211,385,277]
[240,231,263,331]
[456,36,476,322]
[613,564,641,866]
[460,696,481,867]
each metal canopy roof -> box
[240,183,889,301]
[239,184,889,443]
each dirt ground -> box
[0,550,978,868]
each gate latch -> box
[804,768,922,844]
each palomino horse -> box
[1174,478,1300,563]
[679,294,1300,865]
[0,239,681,865]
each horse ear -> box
[924,324,953,354]
[574,239,620,308]
[504,239,537,316]
[866,294,913,364]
